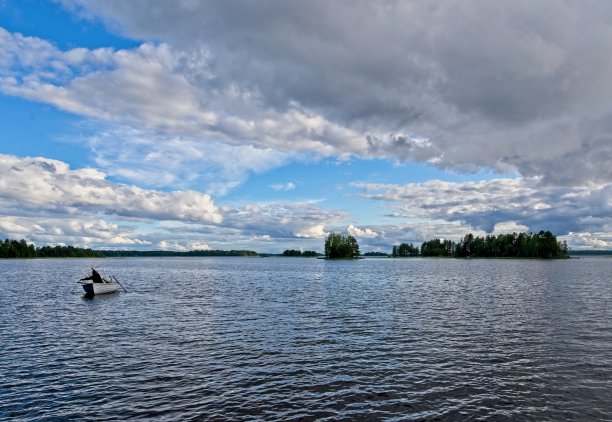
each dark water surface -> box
[1,257,611,421]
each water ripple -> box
[1,257,611,420]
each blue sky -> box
[0,1,610,252]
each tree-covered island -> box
[324,233,360,259]
[392,231,569,259]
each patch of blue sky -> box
[223,157,514,225]
[0,0,139,51]
[227,157,512,202]
[0,94,93,166]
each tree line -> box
[0,239,104,258]
[281,249,319,257]
[392,231,568,259]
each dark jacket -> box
[80,269,103,283]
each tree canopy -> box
[282,249,319,257]
[0,239,104,259]
[392,231,568,259]
[392,243,419,257]
[324,233,360,259]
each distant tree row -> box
[392,231,568,259]
[281,249,319,257]
[392,243,420,257]
[569,250,612,256]
[0,239,104,259]
[363,252,389,257]
[98,249,259,257]
[324,233,360,259]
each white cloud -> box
[86,126,292,195]
[493,221,530,235]
[295,224,326,239]
[347,224,378,238]
[270,182,296,192]
[223,202,345,239]
[560,231,612,250]
[0,154,222,223]
[157,240,211,251]
[353,178,612,241]
[0,216,149,247]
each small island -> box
[324,233,360,259]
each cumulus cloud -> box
[48,1,612,184]
[560,230,612,250]
[132,202,349,252]
[353,178,612,238]
[0,216,149,248]
[493,221,530,235]
[223,202,345,240]
[347,224,378,238]
[0,153,349,249]
[0,154,222,223]
[157,240,211,251]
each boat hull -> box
[81,281,119,296]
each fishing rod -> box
[111,275,128,293]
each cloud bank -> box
[51,0,612,184]
[5,1,612,184]
[0,154,222,223]
[353,178,611,244]
[0,155,347,250]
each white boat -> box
[79,277,120,296]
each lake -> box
[1,257,611,421]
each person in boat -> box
[80,268,103,283]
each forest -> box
[393,231,569,259]
[0,239,104,258]
[281,249,319,257]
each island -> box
[324,233,360,259]
[391,231,569,259]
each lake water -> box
[1,257,611,421]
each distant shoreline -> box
[4,254,610,260]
